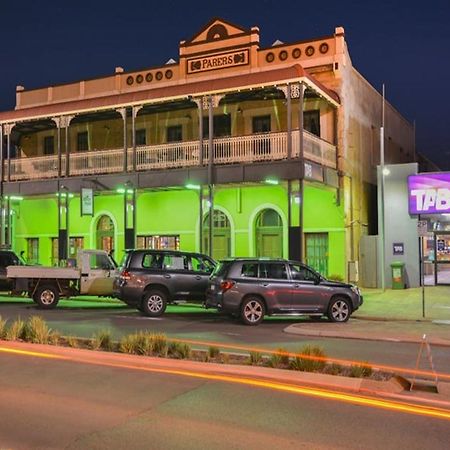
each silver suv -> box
[205,258,363,325]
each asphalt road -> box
[0,349,449,450]
[1,297,450,375]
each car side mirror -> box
[314,276,321,285]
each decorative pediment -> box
[186,18,251,44]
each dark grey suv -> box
[114,250,216,316]
[205,258,363,325]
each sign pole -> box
[417,216,427,318]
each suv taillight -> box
[120,269,131,280]
[220,280,235,293]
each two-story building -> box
[0,18,414,280]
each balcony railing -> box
[8,130,336,182]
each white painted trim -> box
[248,204,288,258]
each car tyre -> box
[240,297,265,326]
[327,297,351,322]
[141,289,167,317]
[33,284,60,309]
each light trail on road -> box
[169,336,450,381]
[2,344,450,422]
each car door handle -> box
[164,274,171,279]
[261,283,269,287]
[195,276,202,280]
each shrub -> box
[324,363,344,376]
[66,336,79,348]
[5,318,26,341]
[119,334,138,354]
[268,348,290,368]
[290,345,327,372]
[349,362,373,378]
[49,331,61,346]
[90,329,113,351]
[135,332,153,355]
[208,346,220,359]
[150,334,168,357]
[0,315,7,339]
[248,351,263,366]
[23,316,52,344]
[168,342,191,359]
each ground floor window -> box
[136,235,180,250]
[69,237,84,258]
[27,238,39,265]
[51,236,85,266]
[305,232,329,276]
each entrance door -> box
[96,215,115,257]
[203,210,231,260]
[435,232,450,285]
[305,233,329,277]
[256,209,283,258]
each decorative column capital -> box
[132,105,143,119]
[116,107,127,120]
[53,115,74,128]
[2,123,16,135]
[194,94,224,110]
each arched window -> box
[203,210,231,260]
[255,209,283,258]
[96,215,115,256]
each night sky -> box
[1,0,449,168]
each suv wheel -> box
[33,285,60,309]
[241,297,265,326]
[141,289,167,317]
[327,297,351,322]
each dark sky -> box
[1,0,449,168]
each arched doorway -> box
[255,208,283,258]
[203,210,231,260]
[96,215,115,256]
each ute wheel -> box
[327,297,351,323]
[240,297,265,326]
[141,289,167,317]
[33,285,60,309]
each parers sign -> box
[408,173,450,214]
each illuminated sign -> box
[187,49,249,74]
[408,173,450,214]
[81,188,94,216]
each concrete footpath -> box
[284,286,450,346]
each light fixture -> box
[264,177,279,185]
[382,168,390,176]
[185,183,201,190]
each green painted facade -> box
[11,182,345,277]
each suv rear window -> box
[241,263,258,278]
[212,261,234,278]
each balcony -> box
[8,130,336,182]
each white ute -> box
[7,249,118,309]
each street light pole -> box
[379,84,386,291]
